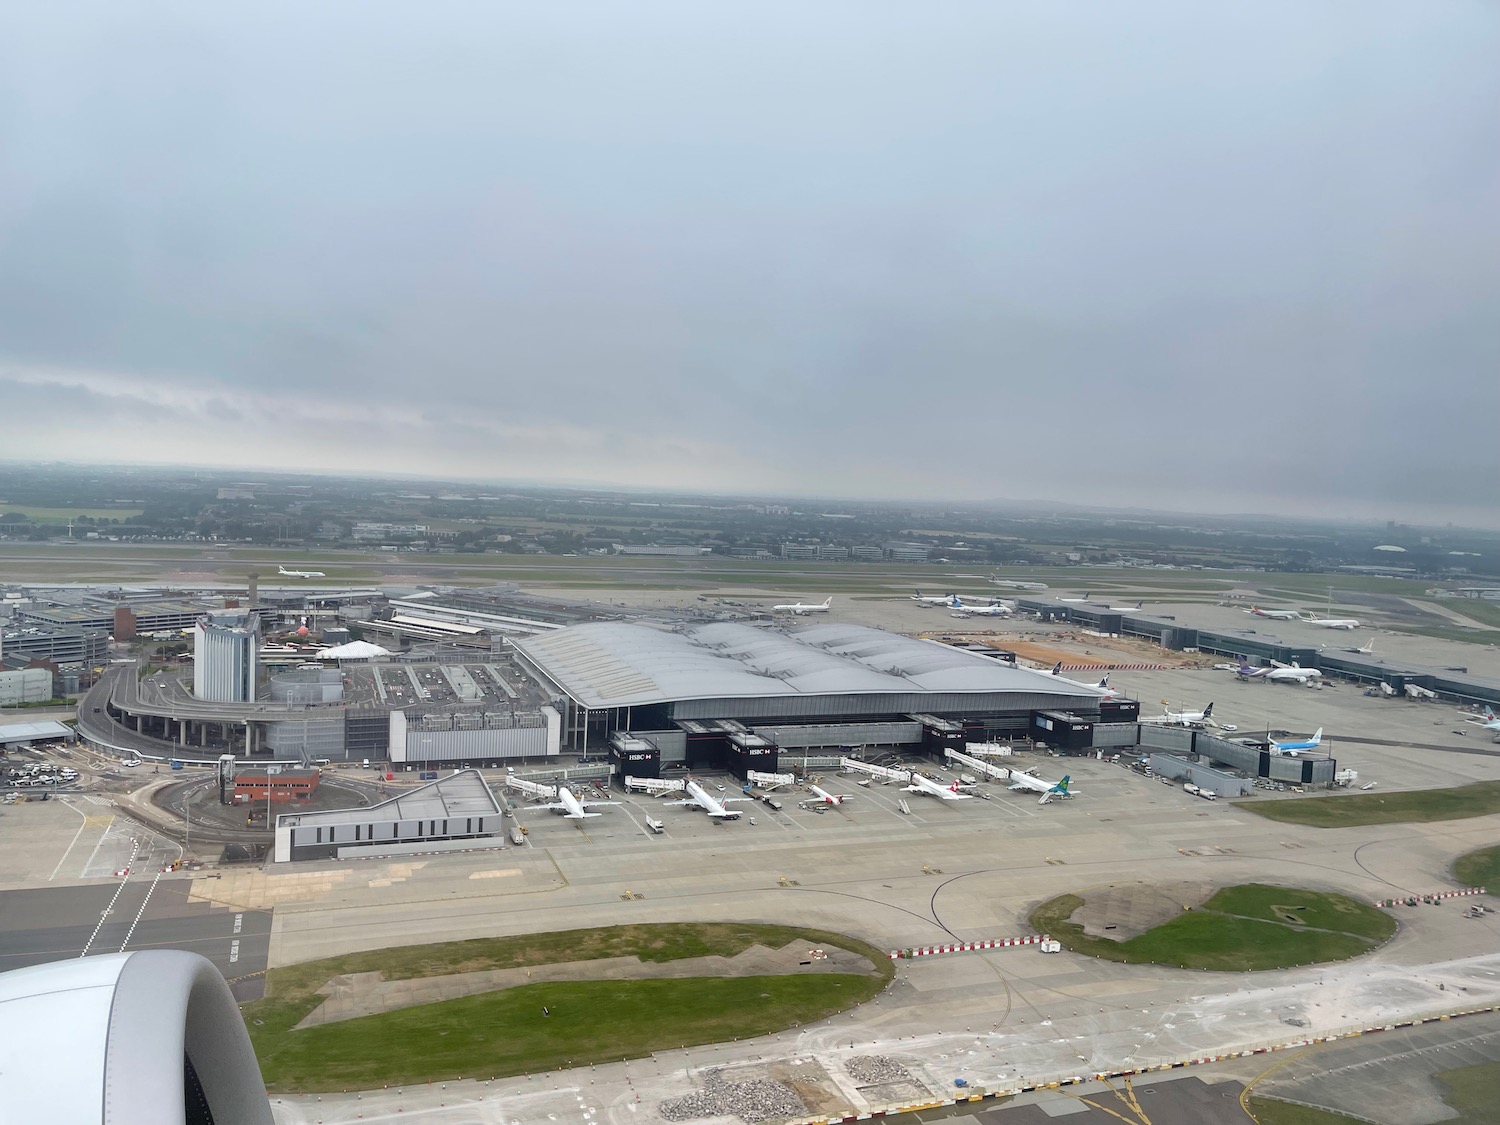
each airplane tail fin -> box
[1310,728,1323,745]
[1051,661,1062,675]
[822,597,831,607]
[1203,703,1214,717]
[1137,600,1143,609]
[1096,674,1110,689]
[1056,775,1070,792]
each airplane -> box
[839,757,973,800]
[800,783,853,807]
[1269,728,1323,756]
[1346,639,1376,654]
[1304,613,1361,630]
[1006,770,1075,804]
[988,576,1048,590]
[533,784,619,819]
[949,596,1012,617]
[1462,707,1500,732]
[665,778,752,819]
[903,772,975,801]
[1056,593,1090,603]
[1247,606,1300,620]
[911,589,956,604]
[772,596,832,615]
[277,565,326,578]
[1141,701,1216,727]
[1106,601,1145,612]
[1237,659,1321,684]
[1044,663,1122,700]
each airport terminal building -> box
[513,621,1106,776]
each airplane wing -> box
[578,800,621,809]
[1006,773,1050,793]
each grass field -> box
[1452,844,1500,888]
[1247,1097,1364,1124]
[1433,1059,1500,1124]
[1241,782,1500,828]
[242,922,893,1092]
[0,506,144,523]
[1029,884,1392,972]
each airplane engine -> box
[0,949,273,1124]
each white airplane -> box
[1462,707,1500,732]
[1270,728,1323,756]
[1346,639,1376,654]
[1237,659,1321,684]
[1056,593,1090,603]
[277,564,326,578]
[949,596,1012,617]
[773,596,832,615]
[665,778,751,819]
[533,783,619,819]
[1043,663,1122,700]
[1106,601,1144,612]
[1141,701,1216,727]
[1304,613,1361,630]
[1246,605,1300,620]
[1006,770,1076,804]
[839,757,973,800]
[911,589,956,604]
[988,576,1048,590]
[801,783,852,807]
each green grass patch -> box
[1434,1059,1500,1124]
[1241,782,1500,828]
[1030,885,1389,972]
[1452,845,1500,889]
[1203,884,1396,941]
[1247,1097,1365,1124]
[243,923,892,1092]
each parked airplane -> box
[801,783,852,807]
[1463,707,1500,732]
[666,778,751,819]
[911,589,956,604]
[1107,601,1145,612]
[534,784,619,819]
[1270,728,1323,756]
[773,596,832,615]
[1304,613,1361,629]
[1237,659,1322,684]
[950,596,1012,617]
[277,565,326,578]
[1346,639,1376,654]
[903,772,975,801]
[1247,606,1300,620]
[1006,769,1076,804]
[1141,701,1216,727]
[1044,663,1122,700]
[839,757,973,800]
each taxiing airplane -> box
[1006,769,1076,804]
[1247,605,1301,620]
[1141,701,1216,727]
[1056,593,1090,603]
[801,783,852,807]
[666,778,751,819]
[1237,659,1322,684]
[1106,601,1145,612]
[1304,614,1361,630]
[950,596,1012,617]
[988,576,1049,590]
[1044,663,1122,700]
[1346,639,1376,654]
[278,565,326,578]
[911,589,957,604]
[1270,728,1323,756]
[773,596,832,615]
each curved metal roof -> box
[514,621,1094,710]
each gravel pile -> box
[660,1069,808,1123]
[845,1056,915,1085]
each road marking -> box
[49,800,93,882]
[118,869,164,951]
[79,816,120,876]
[79,862,137,957]
[233,912,243,934]
[229,939,241,964]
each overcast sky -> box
[1,2,1497,524]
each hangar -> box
[512,622,1104,773]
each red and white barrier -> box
[890,935,1048,959]
[1374,887,1486,907]
[1056,663,1168,672]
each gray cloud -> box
[1,1,1497,523]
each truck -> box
[170,759,184,770]
[508,826,527,846]
[1183,783,1200,796]
[1198,789,1217,801]
[645,817,665,834]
